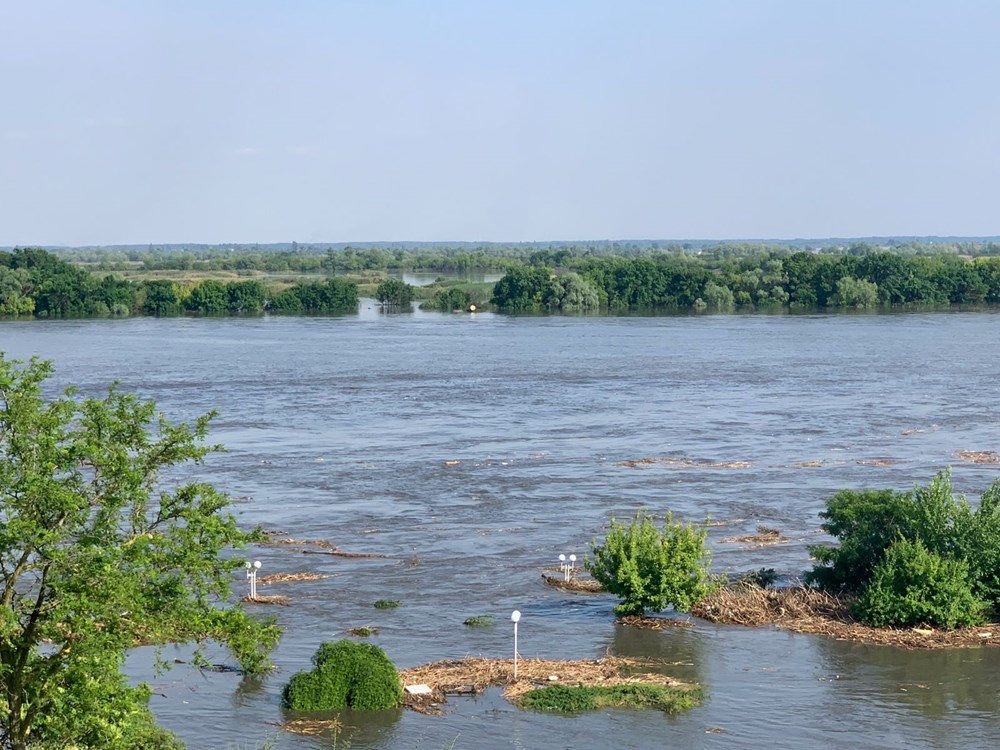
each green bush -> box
[854,538,987,628]
[373,599,400,609]
[806,471,1000,623]
[463,615,496,627]
[586,511,717,617]
[281,640,402,711]
[375,278,415,307]
[805,488,911,593]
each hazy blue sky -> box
[2,1,998,245]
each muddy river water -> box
[3,308,1000,749]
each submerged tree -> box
[0,356,280,749]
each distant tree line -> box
[490,252,1000,311]
[0,249,358,318]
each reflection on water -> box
[3,312,1000,749]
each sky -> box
[2,0,999,246]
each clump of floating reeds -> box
[241,594,289,605]
[691,584,1000,649]
[347,626,379,637]
[258,572,334,585]
[373,599,400,609]
[278,718,344,736]
[615,615,693,629]
[541,573,605,592]
[954,450,1000,464]
[719,526,789,547]
[398,656,700,713]
[260,535,387,558]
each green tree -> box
[830,276,879,308]
[0,356,280,749]
[375,278,415,307]
[586,511,717,617]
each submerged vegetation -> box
[520,683,704,714]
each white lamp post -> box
[558,553,567,581]
[246,560,261,599]
[510,610,521,681]
[568,554,576,580]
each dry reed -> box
[541,574,605,592]
[257,572,335,585]
[693,585,1000,649]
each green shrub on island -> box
[520,683,704,714]
[853,538,987,628]
[808,471,1000,628]
[586,510,718,617]
[281,641,403,711]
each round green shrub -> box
[281,640,403,711]
[854,538,987,629]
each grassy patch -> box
[520,683,703,714]
[462,615,496,627]
[373,599,401,609]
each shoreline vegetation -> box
[4,244,1000,318]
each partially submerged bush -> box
[808,471,1000,628]
[520,683,703,714]
[587,510,718,617]
[373,599,400,609]
[854,539,987,629]
[737,568,778,589]
[281,641,402,711]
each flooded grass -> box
[520,682,704,714]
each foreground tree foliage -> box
[587,511,717,617]
[807,472,1000,628]
[281,641,402,711]
[0,356,280,749]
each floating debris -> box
[261,536,388,558]
[616,457,752,469]
[257,572,335,585]
[241,594,289,605]
[720,526,789,546]
[398,656,697,709]
[542,574,605,593]
[616,615,694,629]
[277,718,343,736]
[954,450,1000,464]
[348,626,380,637]
[856,458,899,467]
